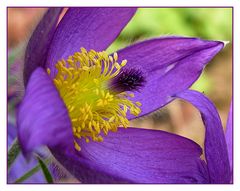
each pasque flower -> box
[17,8,231,183]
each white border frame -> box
[1,0,239,191]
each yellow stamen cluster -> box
[48,48,142,151]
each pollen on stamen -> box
[48,47,145,151]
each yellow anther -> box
[84,114,89,121]
[72,118,78,122]
[77,127,81,133]
[109,56,113,63]
[98,136,103,142]
[121,59,127,67]
[80,47,87,54]
[123,105,128,113]
[47,68,51,75]
[101,90,105,97]
[109,116,115,123]
[136,101,142,106]
[69,106,75,112]
[114,62,121,70]
[74,140,81,151]
[96,99,103,106]
[73,127,77,133]
[81,122,85,129]
[129,93,135,98]
[82,66,90,71]
[113,52,118,61]
[93,79,99,84]
[88,121,92,130]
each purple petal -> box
[116,37,224,119]
[46,8,137,77]
[17,67,72,155]
[51,128,209,183]
[24,8,62,86]
[175,90,231,183]
[225,101,232,177]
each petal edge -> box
[24,8,62,86]
[52,127,209,183]
[175,90,231,183]
[117,37,224,119]
[18,67,73,155]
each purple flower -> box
[17,8,231,183]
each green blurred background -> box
[108,8,232,52]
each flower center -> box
[47,48,144,151]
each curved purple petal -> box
[225,101,232,177]
[175,90,231,183]
[51,127,209,183]
[17,67,72,155]
[116,37,224,119]
[24,8,62,86]
[46,8,137,77]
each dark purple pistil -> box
[109,68,145,93]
